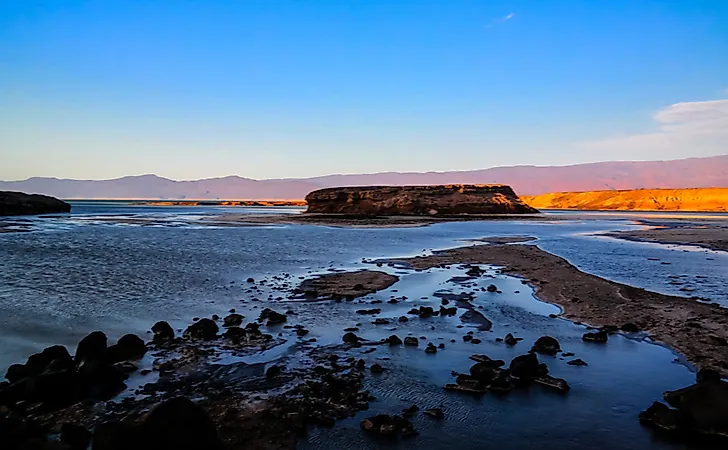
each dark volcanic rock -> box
[184,319,219,340]
[641,378,728,437]
[151,321,175,342]
[23,345,74,377]
[61,423,92,449]
[223,313,244,327]
[620,323,640,332]
[343,332,360,344]
[504,333,518,346]
[509,353,548,380]
[93,397,224,450]
[0,191,71,216]
[403,337,419,347]
[305,185,539,215]
[582,331,608,343]
[259,308,287,326]
[386,335,403,346]
[530,336,561,355]
[567,359,588,366]
[75,331,108,364]
[107,334,147,363]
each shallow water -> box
[1,205,727,449]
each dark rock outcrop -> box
[92,397,224,450]
[641,378,728,437]
[305,185,538,216]
[151,321,175,342]
[0,191,71,216]
[183,319,219,340]
[530,336,561,355]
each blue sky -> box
[1,0,727,180]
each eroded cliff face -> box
[0,191,71,216]
[305,185,538,215]
[522,188,728,212]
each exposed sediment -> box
[298,270,399,299]
[606,224,728,253]
[305,185,539,215]
[522,188,728,212]
[0,191,71,216]
[397,242,728,375]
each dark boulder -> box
[504,333,518,346]
[222,313,244,327]
[638,401,680,432]
[620,323,640,333]
[509,353,548,380]
[582,331,608,343]
[386,335,402,346]
[25,368,80,406]
[663,380,728,433]
[77,360,127,400]
[26,345,74,376]
[530,336,561,355]
[439,306,457,316]
[486,284,498,292]
[223,327,247,341]
[61,423,92,450]
[75,331,108,365]
[93,397,224,450]
[183,319,219,340]
[469,363,500,381]
[5,364,29,384]
[696,368,721,383]
[418,306,434,318]
[534,375,570,392]
[107,334,147,363]
[356,308,381,315]
[151,321,175,342]
[343,332,360,344]
[469,354,505,368]
[403,337,419,346]
[567,359,588,366]
[259,308,287,326]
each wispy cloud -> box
[486,12,515,28]
[580,94,728,160]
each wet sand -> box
[298,270,399,299]
[384,241,728,375]
[606,225,728,252]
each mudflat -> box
[606,225,728,252]
[394,241,728,374]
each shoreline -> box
[206,212,551,228]
[390,241,728,375]
[605,223,728,253]
[3,234,727,447]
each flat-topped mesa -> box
[0,191,71,216]
[305,184,539,215]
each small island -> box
[0,191,71,216]
[305,184,538,215]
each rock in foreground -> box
[0,191,71,216]
[305,185,538,216]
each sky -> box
[1,0,727,181]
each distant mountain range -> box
[2,155,728,200]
